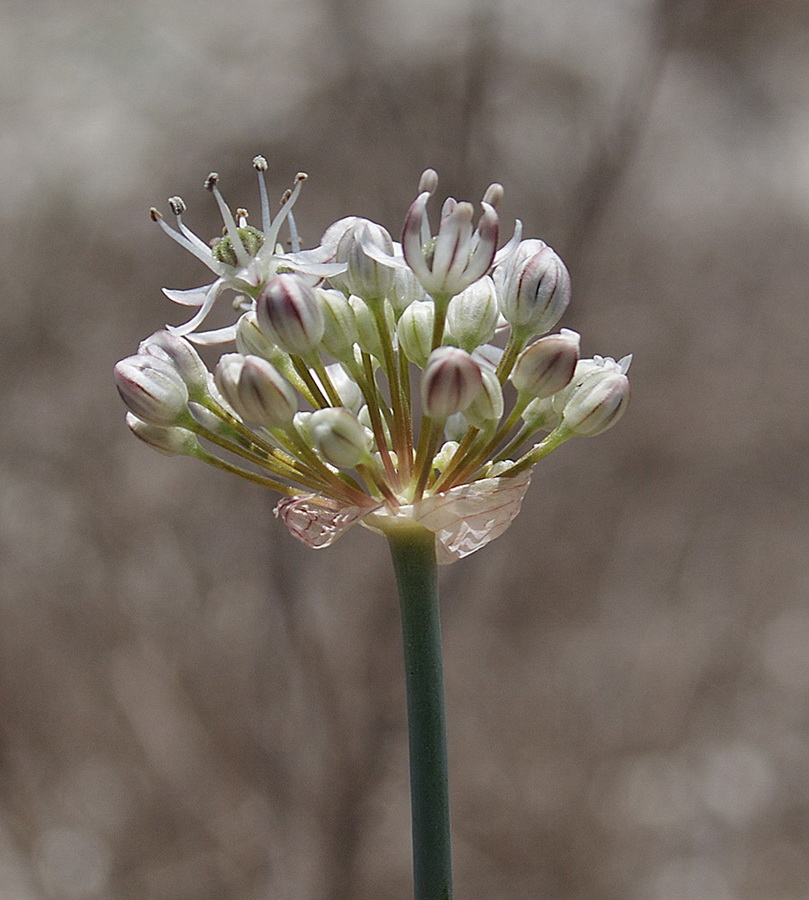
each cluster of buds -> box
[115,162,630,562]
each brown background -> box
[2,0,809,897]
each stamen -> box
[236,207,249,228]
[257,172,308,263]
[253,155,272,232]
[151,207,221,272]
[168,196,186,216]
[205,173,250,267]
[166,195,212,255]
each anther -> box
[204,173,219,191]
[294,172,308,185]
[253,155,268,172]
[168,196,186,216]
[150,208,163,221]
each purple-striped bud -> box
[214,353,297,427]
[309,407,371,468]
[495,240,571,337]
[114,354,189,426]
[561,367,630,437]
[511,329,580,399]
[421,346,483,419]
[256,274,325,356]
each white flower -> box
[401,169,500,299]
[151,162,344,343]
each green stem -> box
[387,525,452,900]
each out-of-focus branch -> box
[564,0,710,273]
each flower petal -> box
[162,284,218,307]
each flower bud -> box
[325,362,362,412]
[256,273,325,356]
[139,330,210,397]
[495,240,571,337]
[214,353,297,427]
[511,328,580,399]
[235,311,284,363]
[443,413,469,443]
[463,364,504,428]
[521,397,561,434]
[114,354,189,426]
[125,413,200,456]
[421,346,483,420]
[336,219,396,300]
[349,295,395,361]
[389,266,428,316]
[318,288,359,360]
[396,300,435,367]
[551,355,631,415]
[561,368,630,437]
[445,275,499,352]
[309,407,372,468]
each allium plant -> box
[115,159,631,900]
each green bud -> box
[396,300,435,367]
[309,407,372,468]
[318,288,359,360]
[445,275,499,353]
[463,364,504,428]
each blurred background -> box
[2,0,809,897]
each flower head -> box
[116,159,631,562]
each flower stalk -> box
[387,525,453,900]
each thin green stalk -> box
[386,525,452,900]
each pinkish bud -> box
[114,354,189,426]
[511,329,580,398]
[214,353,297,427]
[495,240,571,337]
[421,346,483,419]
[256,273,324,356]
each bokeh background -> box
[2,0,809,897]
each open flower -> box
[151,160,344,343]
[116,159,631,562]
[401,169,500,299]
